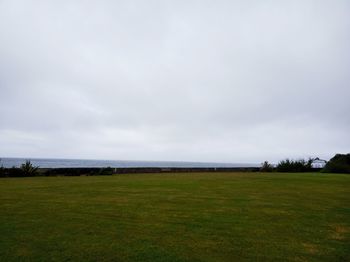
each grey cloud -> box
[0,0,349,163]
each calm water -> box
[0,157,259,168]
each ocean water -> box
[0,157,259,168]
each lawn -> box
[0,172,349,261]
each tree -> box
[323,154,350,173]
[276,158,313,172]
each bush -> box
[98,167,114,176]
[323,153,350,174]
[0,159,4,177]
[276,158,313,172]
[20,160,39,176]
[260,161,273,172]
[6,166,24,177]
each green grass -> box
[0,172,349,262]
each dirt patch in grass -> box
[330,224,349,240]
[302,243,319,255]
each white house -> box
[311,157,327,168]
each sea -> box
[0,157,259,169]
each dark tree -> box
[323,154,350,173]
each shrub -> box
[260,161,273,172]
[98,167,114,176]
[6,166,24,177]
[20,160,39,176]
[0,159,4,177]
[323,153,350,174]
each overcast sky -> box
[0,1,349,163]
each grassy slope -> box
[0,172,349,262]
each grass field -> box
[0,172,349,261]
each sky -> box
[0,0,349,164]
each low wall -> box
[43,167,261,176]
[1,167,260,177]
[114,167,260,174]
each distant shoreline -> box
[0,157,260,169]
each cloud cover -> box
[0,0,349,163]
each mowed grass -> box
[0,173,349,262]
